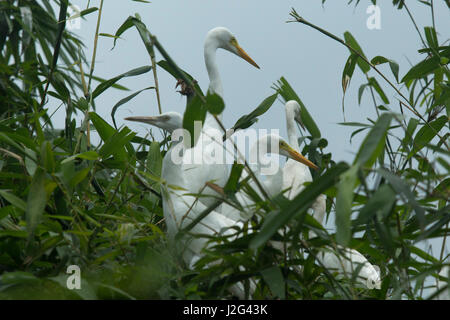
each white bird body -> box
[180,27,260,207]
[317,246,381,289]
[279,101,381,289]
[126,111,316,298]
[282,101,323,222]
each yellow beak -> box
[231,39,260,69]
[284,146,318,170]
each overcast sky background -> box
[50,1,449,266]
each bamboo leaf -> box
[378,168,426,229]
[408,115,447,159]
[0,190,27,211]
[250,162,349,249]
[335,164,359,246]
[92,65,152,99]
[342,53,357,95]
[205,92,225,115]
[111,86,155,129]
[26,168,47,237]
[354,113,393,168]
[232,93,278,132]
[344,31,370,74]
[182,94,206,148]
[371,56,400,82]
[355,184,396,226]
[274,77,321,138]
[261,266,285,299]
[368,77,390,104]
[402,56,441,83]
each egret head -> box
[206,27,260,69]
[258,134,318,170]
[125,111,183,133]
[364,265,381,290]
[285,100,304,129]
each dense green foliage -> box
[0,0,448,299]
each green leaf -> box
[224,163,244,195]
[67,7,98,21]
[424,27,439,50]
[113,16,154,59]
[354,113,393,168]
[26,168,47,236]
[232,93,278,131]
[157,60,196,82]
[41,141,55,173]
[1,272,41,285]
[90,112,134,162]
[378,168,426,229]
[205,92,225,115]
[146,142,163,192]
[344,31,370,74]
[0,190,27,211]
[111,86,155,129]
[358,83,368,105]
[402,56,440,83]
[335,164,359,246]
[408,115,447,159]
[250,162,349,249]
[368,77,390,104]
[342,53,357,95]
[61,151,100,164]
[182,94,206,148]
[417,209,450,241]
[99,127,136,160]
[70,167,91,188]
[274,77,321,138]
[99,33,121,40]
[402,118,419,149]
[92,65,152,99]
[261,266,285,299]
[371,56,399,82]
[355,184,396,226]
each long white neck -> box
[248,138,283,197]
[285,106,300,152]
[204,40,223,128]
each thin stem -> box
[440,222,448,263]
[431,0,436,32]
[87,0,104,91]
[401,1,427,48]
[84,0,104,150]
[151,57,163,114]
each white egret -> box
[219,132,318,221]
[282,100,324,226]
[280,101,381,289]
[125,114,315,298]
[181,27,260,207]
[316,246,381,289]
[125,111,183,134]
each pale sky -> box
[49,0,449,276]
[57,0,449,163]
